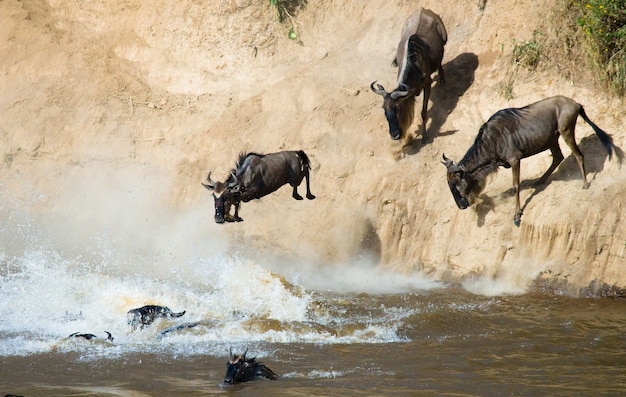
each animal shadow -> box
[474,194,496,227]
[405,52,479,154]
[551,134,615,183]
[356,218,382,265]
[520,134,622,214]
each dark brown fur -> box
[127,305,186,331]
[371,8,447,141]
[443,95,614,225]
[203,150,315,223]
[223,349,278,385]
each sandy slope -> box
[1,0,624,295]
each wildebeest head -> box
[223,348,278,385]
[224,349,263,385]
[202,172,239,223]
[370,81,411,140]
[224,349,251,385]
[442,154,473,210]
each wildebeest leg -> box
[304,169,316,200]
[511,160,523,226]
[536,143,564,186]
[223,202,236,222]
[560,127,590,189]
[420,80,432,142]
[232,201,243,222]
[292,185,304,200]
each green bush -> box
[270,0,305,40]
[574,0,626,95]
[511,30,543,70]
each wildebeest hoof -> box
[306,193,316,200]
[235,216,243,222]
[514,211,523,227]
[293,193,303,200]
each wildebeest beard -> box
[443,155,492,210]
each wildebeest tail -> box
[171,310,186,318]
[579,106,614,160]
[297,150,312,172]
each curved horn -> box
[390,84,410,99]
[370,81,387,96]
[442,154,453,167]
[202,172,217,190]
[207,172,217,186]
[228,172,238,188]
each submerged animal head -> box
[224,349,254,385]
[370,81,413,140]
[223,349,277,385]
[442,154,478,210]
[202,172,240,224]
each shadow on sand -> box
[495,134,623,224]
[404,52,479,155]
[469,133,622,227]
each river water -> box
[2,181,626,396]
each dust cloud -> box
[1,0,625,296]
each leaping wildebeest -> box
[223,349,278,385]
[371,8,447,142]
[202,150,316,224]
[443,95,614,226]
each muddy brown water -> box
[2,203,625,396]
[2,290,626,397]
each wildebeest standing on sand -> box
[442,95,615,226]
[202,150,316,224]
[371,8,447,142]
[223,349,278,385]
[127,305,186,331]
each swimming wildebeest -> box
[202,150,316,223]
[127,305,186,331]
[371,8,447,142]
[442,95,614,226]
[223,349,278,385]
[69,331,114,341]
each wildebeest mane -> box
[460,121,508,186]
[231,152,264,176]
[405,35,431,82]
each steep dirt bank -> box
[1,0,624,295]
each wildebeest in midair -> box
[371,8,447,142]
[223,349,278,385]
[202,150,316,223]
[442,95,615,226]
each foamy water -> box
[0,240,438,358]
[3,175,626,397]
[0,172,441,359]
